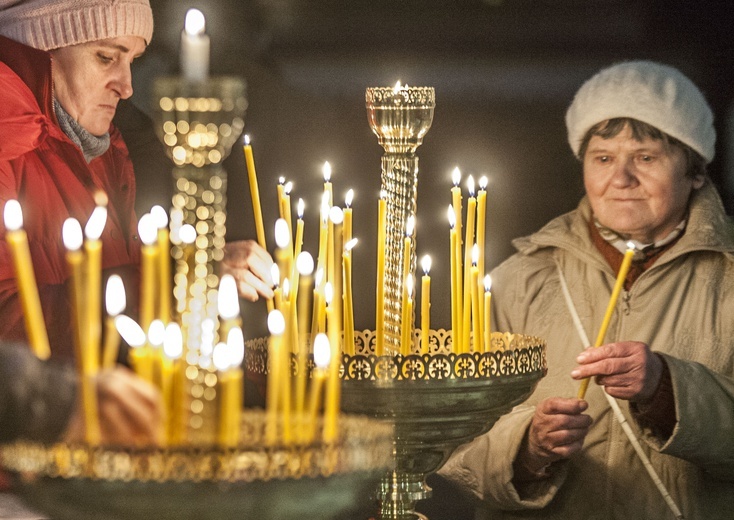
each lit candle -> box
[470,245,482,353]
[180,8,210,83]
[451,168,463,306]
[138,213,159,332]
[283,180,294,239]
[295,252,314,420]
[342,238,358,355]
[274,218,292,290]
[291,199,305,289]
[323,163,334,304]
[305,333,329,444]
[375,191,387,356]
[84,203,107,371]
[323,283,340,443]
[151,205,171,323]
[577,242,636,399]
[476,176,488,278]
[329,206,344,336]
[242,136,269,283]
[461,177,477,354]
[117,314,152,383]
[276,176,286,221]
[343,189,354,246]
[447,206,460,354]
[400,216,415,355]
[420,255,431,355]
[3,200,50,359]
[63,218,100,445]
[147,319,166,391]
[483,275,492,353]
[215,327,245,448]
[266,310,286,445]
[401,275,414,356]
[218,274,241,342]
[163,322,183,445]
[102,275,125,369]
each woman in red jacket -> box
[0,0,275,360]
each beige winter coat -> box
[440,181,734,519]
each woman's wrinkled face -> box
[583,124,705,243]
[50,36,146,136]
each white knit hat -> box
[0,0,153,50]
[565,61,715,163]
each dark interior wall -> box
[128,0,734,334]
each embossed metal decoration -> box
[1,411,393,520]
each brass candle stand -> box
[366,86,435,354]
[0,410,394,520]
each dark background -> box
[126,0,734,337]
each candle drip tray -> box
[1,410,393,520]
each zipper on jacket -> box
[622,291,631,315]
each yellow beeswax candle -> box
[342,239,358,355]
[476,176,488,323]
[343,189,354,246]
[84,204,107,370]
[451,168,463,300]
[116,314,152,383]
[274,218,292,289]
[291,199,305,287]
[401,275,414,355]
[483,275,492,353]
[266,310,286,445]
[218,274,241,342]
[461,179,477,353]
[295,253,314,417]
[447,206,460,353]
[282,180,293,239]
[470,246,481,353]
[375,193,387,356]
[138,213,159,332]
[279,282,293,444]
[162,322,183,445]
[102,275,125,369]
[577,243,636,399]
[305,333,329,444]
[323,283,340,443]
[420,255,431,355]
[329,207,344,335]
[151,206,171,323]
[243,135,267,250]
[3,200,50,359]
[276,176,286,220]
[214,327,245,448]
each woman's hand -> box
[222,240,275,301]
[63,367,163,447]
[572,341,663,402]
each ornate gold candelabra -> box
[366,86,435,353]
[153,76,247,444]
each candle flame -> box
[324,282,333,306]
[105,274,126,316]
[93,191,108,208]
[313,333,331,369]
[447,205,456,228]
[345,238,358,252]
[314,267,324,286]
[62,218,83,251]
[137,213,157,246]
[212,342,229,371]
[472,243,479,265]
[284,181,293,195]
[467,175,475,197]
[322,161,332,182]
[282,278,290,299]
[274,218,290,248]
[267,309,286,335]
[147,319,166,347]
[452,167,462,187]
[484,274,492,292]
[406,273,414,296]
[394,80,402,93]
[84,205,108,240]
[329,206,344,225]
[228,327,245,367]
[297,198,305,219]
[3,200,23,231]
[345,188,354,208]
[244,134,251,145]
[296,251,314,275]
[405,215,415,237]
[270,263,280,287]
[421,255,432,275]
[150,205,168,229]
[380,189,387,200]
[479,176,488,190]
[184,8,206,36]
[278,176,285,185]
[626,241,637,252]
[179,224,196,244]
[163,322,183,360]
[218,274,240,320]
[115,315,146,347]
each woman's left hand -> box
[222,240,275,301]
[571,341,664,402]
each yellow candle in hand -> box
[102,275,125,369]
[375,193,387,356]
[3,200,50,359]
[577,243,636,399]
[420,255,431,355]
[483,275,492,352]
[243,135,267,250]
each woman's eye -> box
[97,53,113,64]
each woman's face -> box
[50,36,146,136]
[583,124,705,243]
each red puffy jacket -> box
[0,36,141,360]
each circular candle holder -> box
[1,410,393,520]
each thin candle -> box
[180,8,210,82]
[342,238,358,355]
[102,275,125,369]
[476,176,488,325]
[450,168,463,302]
[470,244,481,353]
[323,283,340,443]
[3,200,50,359]
[305,333,330,443]
[420,255,432,355]
[266,310,286,445]
[343,189,354,246]
[84,203,107,371]
[290,198,305,289]
[577,242,637,399]
[447,206,460,353]
[295,252,314,419]
[401,275,414,356]
[400,216,415,355]
[329,206,344,336]
[461,177,477,353]
[375,192,387,356]
[138,213,159,332]
[242,136,270,310]
[151,206,171,323]
[163,322,183,445]
[283,180,294,239]
[483,275,492,353]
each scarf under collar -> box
[54,99,110,163]
[593,217,687,262]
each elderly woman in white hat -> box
[439,61,734,519]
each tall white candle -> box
[180,8,210,82]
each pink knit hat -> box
[0,0,153,50]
